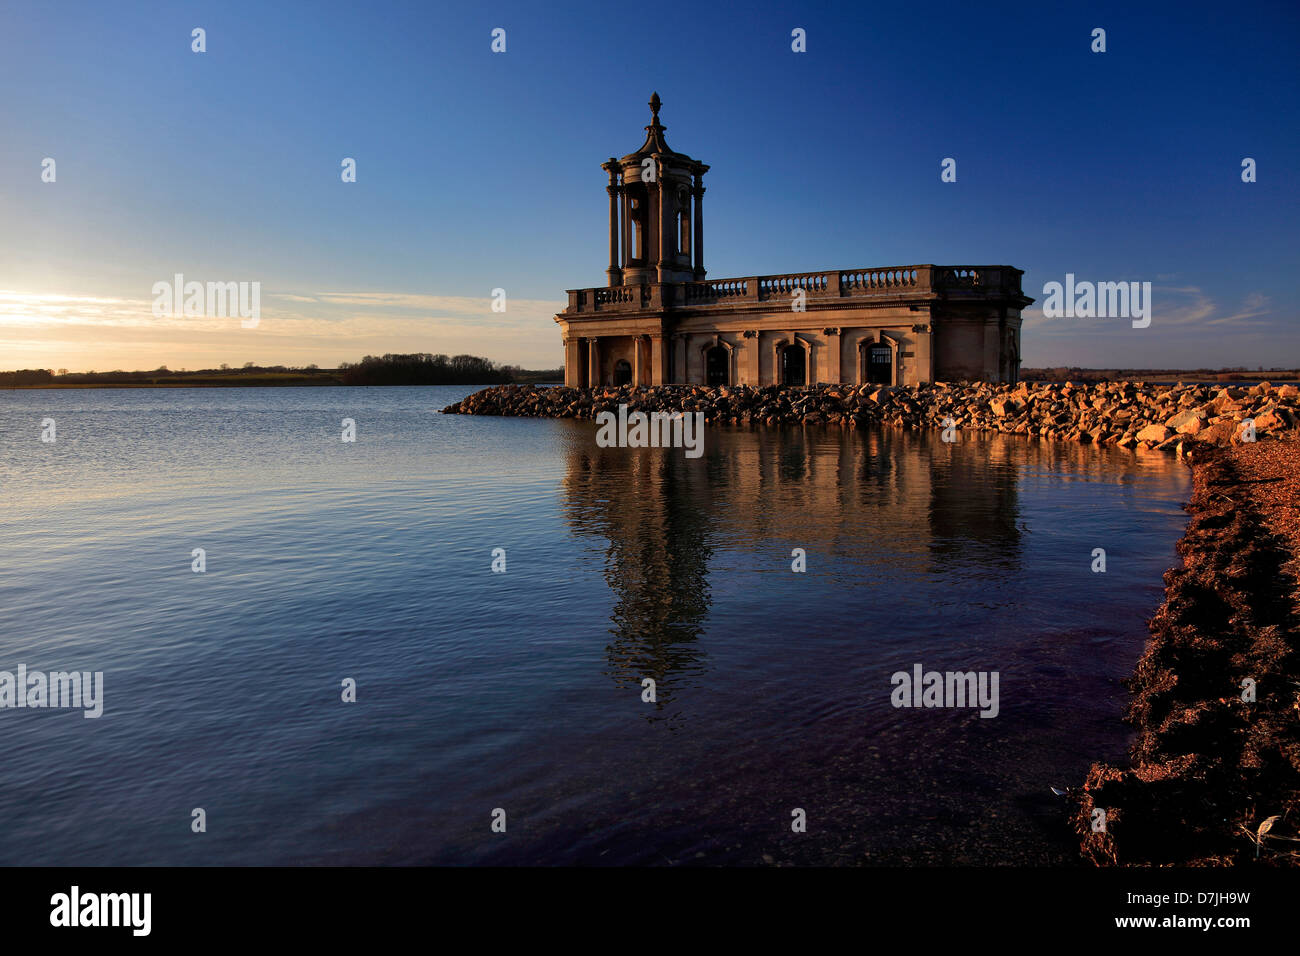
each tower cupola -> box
[601,94,709,287]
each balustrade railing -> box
[595,286,636,305]
[935,267,983,289]
[565,265,1019,313]
[684,279,749,302]
[839,267,918,291]
[758,273,829,298]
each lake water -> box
[0,385,1191,865]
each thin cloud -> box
[0,286,566,370]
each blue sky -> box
[1,0,1297,371]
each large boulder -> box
[989,396,1022,418]
[1165,407,1210,434]
[1136,423,1173,443]
[1252,408,1294,432]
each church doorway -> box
[705,346,729,386]
[781,343,806,386]
[614,359,632,386]
[867,343,893,385]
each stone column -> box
[622,190,632,269]
[884,333,902,386]
[605,161,621,287]
[564,337,580,387]
[692,176,705,278]
[656,163,668,283]
[741,332,758,385]
[984,321,1001,382]
[911,319,934,384]
[674,334,688,384]
[587,338,600,388]
[633,336,643,385]
[822,328,841,383]
[650,334,667,385]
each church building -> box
[555,95,1032,388]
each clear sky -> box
[2,0,1297,372]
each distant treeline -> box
[0,364,335,387]
[338,353,514,386]
[1,355,564,388]
[1021,366,1300,383]
[1,369,61,386]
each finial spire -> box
[649,92,662,123]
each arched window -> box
[705,345,728,385]
[867,343,892,385]
[678,188,691,256]
[781,343,806,386]
[630,197,643,261]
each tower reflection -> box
[561,422,1027,710]
[563,440,714,715]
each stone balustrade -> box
[595,286,638,305]
[684,277,749,302]
[564,264,1021,314]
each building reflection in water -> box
[561,422,1027,711]
[563,440,715,716]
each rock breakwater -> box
[444,380,1300,449]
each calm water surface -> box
[0,386,1190,865]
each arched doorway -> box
[867,343,892,385]
[781,343,806,386]
[705,346,729,386]
[614,359,632,385]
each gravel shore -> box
[1076,436,1300,866]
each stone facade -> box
[555,95,1033,388]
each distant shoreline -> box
[0,356,564,390]
[1022,368,1300,385]
[2,380,566,390]
[4,366,1295,390]
[3,380,344,389]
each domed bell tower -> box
[603,93,709,287]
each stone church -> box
[555,94,1032,388]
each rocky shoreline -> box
[443,380,1300,450]
[1076,437,1300,866]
